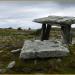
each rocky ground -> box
[0,28,74,74]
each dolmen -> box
[20,40,69,59]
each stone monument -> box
[20,16,74,59]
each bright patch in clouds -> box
[0,1,74,29]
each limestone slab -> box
[33,16,75,25]
[20,40,69,59]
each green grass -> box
[0,28,74,74]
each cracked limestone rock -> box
[20,40,69,59]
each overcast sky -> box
[0,0,75,29]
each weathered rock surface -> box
[20,40,69,59]
[11,49,21,53]
[33,16,75,25]
[7,61,15,69]
[72,38,75,44]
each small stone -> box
[57,59,62,62]
[0,50,3,53]
[11,49,21,53]
[0,69,6,73]
[7,61,15,69]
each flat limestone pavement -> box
[20,40,69,59]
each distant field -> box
[0,28,74,74]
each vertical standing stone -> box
[61,25,66,44]
[45,24,51,40]
[66,25,72,44]
[61,25,72,44]
[41,23,46,41]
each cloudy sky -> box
[0,0,75,29]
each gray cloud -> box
[0,0,74,29]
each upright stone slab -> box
[66,25,72,44]
[61,25,72,44]
[45,24,51,40]
[61,25,66,44]
[41,23,46,41]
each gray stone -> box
[57,58,62,62]
[33,16,75,25]
[7,61,15,69]
[72,38,75,44]
[11,49,21,53]
[0,50,3,53]
[20,40,69,59]
[0,69,6,73]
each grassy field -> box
[0,28,75,74]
